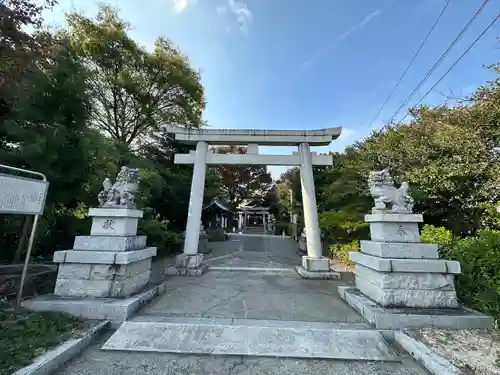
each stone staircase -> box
[102,317,398,361]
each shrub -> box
[319,210,368,244]
[274,222,289,235]
[479,202,500,231]
[207,229,227,242]
[446,230,500,321]
[330,240,360,265]
[163,231,183,254]
[138,218,182,257]
[420,224,452,247]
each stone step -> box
[207,266,296,273]
[101,319,398,361]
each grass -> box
[0,301,84,374]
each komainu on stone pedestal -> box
[348,168,462,308]
[98,166,141,209]
[336,167,495,329]
[22,166,165,323]
[368,168,414,214]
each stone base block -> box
[369,222,420,243]
[355,275,459,308]
[73,235,147,252]
[360,240,439,259]
[296,266,341,280]
[298,236,307,251]
[166,265,207,276]
[355,264,456,290]
[176,253,204,269]
[91,216,139,236]
[88,208,143,218]
[57,258,151,280]
[365,214,423,243]
[22,281,167,323]
[53,247,157,265]
[301,256,330,272]
[54,270,150,298]
[54,256,153,298]
[337,286,494,330]
[198,237,210,254]
[349,252,461,274]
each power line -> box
[386,0,491,124]
[399,14,499,122]
[367,0,452,129]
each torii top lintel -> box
[164,126,342,146]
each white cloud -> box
[338,127,356,140]
[218,0,253,35]
[172,0,188,13]
[337,10,380,41]
[293,9,381,76]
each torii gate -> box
[166,125,342,278]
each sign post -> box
[0,164,48,307]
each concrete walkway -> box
[140,271,363,322]
[204,235,301,269]
[54,235,430,374]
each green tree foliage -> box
[140,131,222,232]
[0,0,57,126]
[0,39,119,261]
[318,210,368,244]
[65,6,205,146]
[313,65,500,318]
[0,2,215,263]
[315,67,500,236]
[420,224,453,247]
[211,145,272,204]
[270,168,302,221]
[445,230,500,321]
[315,150,372,215]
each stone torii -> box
[165,125,342,278]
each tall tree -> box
[65,6,205,147]
[1,39,120,261]
[140,131,221,230]
[314,66,500,235]
[211,146,273,204]
[0,0,57,124]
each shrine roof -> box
[202,198,232,213]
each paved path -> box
[54,235,429,374]
[140,271,364,322]
[146,236,359,322]
[204,235,301,269]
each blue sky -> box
[43,0,499,178]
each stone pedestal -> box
[350,214,460,308]
[52,208,156,298]
[298,231,307,252]
[198,232,209,254]
[338,213,493,329]
[296,254,340,280]
[166,223,207,276]
[166,253,207,276]
[23,206,163,323]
